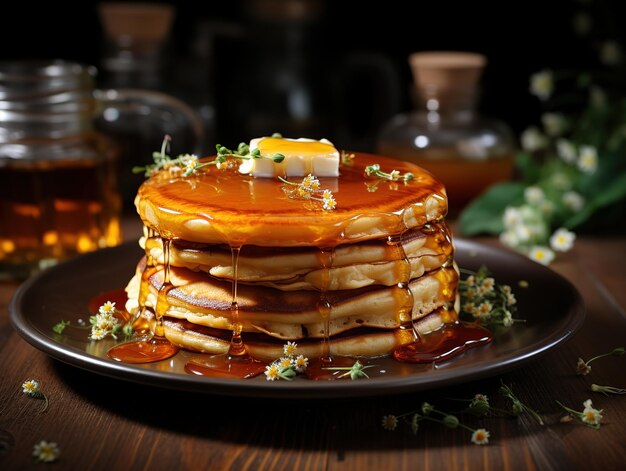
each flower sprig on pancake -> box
[133,134,286,178]
[365,163,414,183]
[133,135,209,177]
[279,174,337,211]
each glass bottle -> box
[0,60,203,279]
[376,52,515,213]
[0,61,121,279]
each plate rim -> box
[9,239,586,398]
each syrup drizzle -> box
[107,235,178,364]
[306,246,342,380]
[393,322,492,363]
[184,245,266,378]
[387,233,416,334]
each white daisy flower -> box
[524,186,545,205]
[381,415,398,431]
[481,277,495,291]
[503,310,514,327]
[529,246,555,265]
[22,379,40,396]
[99,301,116,315]
[293,355,309,373]
[503,207,522,229]
[578,146,598,173]
[551,172,572,190]
[322,189,336,211]
[550,228,576,252]
[90,327,108,340]
[33,440,60,463]
[581,399,603,426]
[530,70,553,101]
[283,341,298,357]
[470,428,490,445]
[477,301,493,317]
[302,174,320,191]
[499,230,519,248]
[277,357,293,369]
[541,112,567,137]
[264,363,280,381]
[520,127,548,152]
[556,139,577,164]
[514,224,532,243]
[563,191,585,211]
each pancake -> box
[151,310,452,361]
[125,259,459,340]
[135,152,447,246]
[125,143,461,364]
[142,222,453,290]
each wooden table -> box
[1,230,626,470]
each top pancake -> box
[135,152,447,247]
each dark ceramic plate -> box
[10,239,584,398]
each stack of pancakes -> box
[125,151,459,361]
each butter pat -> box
[239,137,339,177]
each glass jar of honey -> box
[0,61,202,279]
[376,52,515,214]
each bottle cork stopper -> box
[409,51,486,100]
[98,3,175,45]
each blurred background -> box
[1,0,625,278]
[2,0,623,152]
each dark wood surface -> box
[1,223,626,470]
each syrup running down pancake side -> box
[121,149,491,377]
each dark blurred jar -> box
[377,52,515,213]
[0,61,203,280]
[0,62,121,279]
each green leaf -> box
[515,152,542,182]
[458,183,526,236]
[565,171,626,229]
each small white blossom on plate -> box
[264,363,280,381]
[283,341,298,357]
[293,355,309,373]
